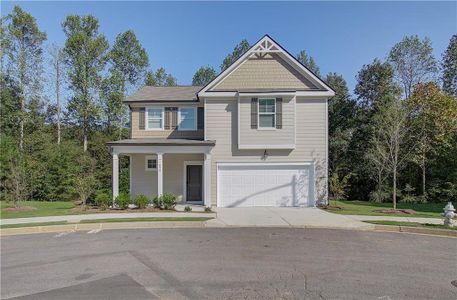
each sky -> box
[2,1,456,94]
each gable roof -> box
[198,34,335,96]
[125,86,202,103]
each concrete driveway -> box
[212,207,374,230]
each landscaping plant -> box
[161,192,177,210]
[95,190,111,210]
[135,194,149,209]
[184,205,192,212]
[116,192,131,209]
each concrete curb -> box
[374,224,457,238]
[0,221,208,236]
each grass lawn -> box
[1,201,77,219]
[0,217,213,229]
[365,220,457,231]
[324,200,444,218]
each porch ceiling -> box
[106,138,216,147]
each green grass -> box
[324,200,444,218]
[1,201,77,219]
[80,217,213,223]
[365,220,457,231]
[0,221,68,229]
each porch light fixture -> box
[262,149,268,160]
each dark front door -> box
[186,165,202,202]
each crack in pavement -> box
[128,250,200,299]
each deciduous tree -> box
[144,67,177,86]
[192,66,216,86]
[388,35,437,98]
[4,6,47,150]
[220,39,250,71]
[62,15,108,152]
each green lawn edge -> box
[324,200,444,218]
[364,220,457,231]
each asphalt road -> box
[1,228,456,300]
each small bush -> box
[95,189,111,210]
[204,206,212,213]
[162,192,177,210]
[152,195,163,208]
[184,205,192,212]
[135,194,149,209]
[369,189,391,203]
[116,192,131,209]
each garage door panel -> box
[217,164,313,207]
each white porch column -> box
[112,152,119,205]
[157,152,163,196]
[204,153,212,207]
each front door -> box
[186,165,202,202]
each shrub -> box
[152,195,163,208]
[116,192,131,209]
[95,189,111,210]
[135,194,149,209]
[369,189,391,203]
[400,184,418,203]
[204,206,212,213]
[184,205,192,212]
[162,192,177,210]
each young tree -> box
[441,35,457,96]
[192,66,216,86]
[62,15,108,152]
[4,6,47,150]
[75,153,97,210]
[296,50,321,77]
[220,39,250,71]
[48,43,65,144]
[388,35,438,98]
[407,82,457,196]
[368,97,415,209]
[144,67,177,86]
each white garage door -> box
[217,163,314,207]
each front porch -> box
[108,139,215,207]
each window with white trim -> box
[178,107,197,130]
[146,108,163,130]
[258,99,276,128]
[145,156,157,171]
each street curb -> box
[374,224,457,238]
[0,221,207,236]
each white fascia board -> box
[295,91,335,97]
[111,145,212,155]
[217,161,314,167]
[238,144,296,150]
[201,91,334,99]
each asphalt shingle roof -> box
[125,86,202,102]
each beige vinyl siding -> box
[130,104,203,139]
[205,97,327,206]
[238,96,295,147]
[211,54,317,91]
[130,153,204,202]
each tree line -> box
[1,5,456,207]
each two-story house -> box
[107,35,335,208]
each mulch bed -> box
[2,206,38,212]
[373,209,417,215]
[318,205,342,210]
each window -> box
[178,107,197,130]
[147,108,163,130]
[145,156,157,171]
[258,99,276,128]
